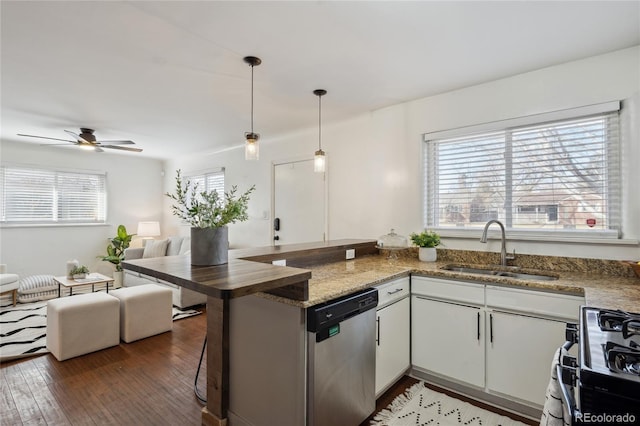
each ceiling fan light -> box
[79,144,95,151]
[245,132,259,161]
[314,149,326,173]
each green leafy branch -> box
[165,169,255,229]
[100,224,135,271]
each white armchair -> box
[0,264,20,306]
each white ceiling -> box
[2,1,639,160]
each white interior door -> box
[273,159,326,245]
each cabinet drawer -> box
[486,285,583,320]
[376,277,410,309]
[412,276,484,306]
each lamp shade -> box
[245,132,259,161]
[314,149,326,173]
[137,221,161,238]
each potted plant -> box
[410,230,441,262]
[100,224,135,287]
[166,169,255,266]
[70,265,90,280]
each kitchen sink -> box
[442,265,559,281]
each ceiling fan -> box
[17,128,143,152]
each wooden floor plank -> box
[0,374,23,426]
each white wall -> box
[0,140,165,277]
[169,46,640,260]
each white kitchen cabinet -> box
[375,277,410,396]
[485,310,567,406]
[410,276,583,408]
[412,296,485,388]
[484,285,582,407]
[411,277,485,388]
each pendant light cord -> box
[250,64,254,134]
[318,94,322,150]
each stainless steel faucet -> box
[480,220,515,266]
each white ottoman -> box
[110,284,172,343]
[46,292,120,361]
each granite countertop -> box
[259,253,640,312]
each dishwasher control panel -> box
[307,288,378,339]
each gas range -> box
[582,308,640,380]
[559,307,640,425]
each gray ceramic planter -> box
[190,226,229,266]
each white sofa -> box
[123,236,206,309]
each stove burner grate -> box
[597,309,640,332]
[605,342,640,376]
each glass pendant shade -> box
[314,149,326,173]
[245,132,259,161]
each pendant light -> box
[313,89,327,173]
[244,56,261,160]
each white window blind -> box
[424,109,621,238]
[185,169,225,203]
[0,165,107,224]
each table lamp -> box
[137,221,161,245]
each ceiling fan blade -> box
[17,133,76,143]
[97,140,135,145]
[102,145,143,152]
[94,146,104,152]
[64,129,91,144]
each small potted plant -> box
[410,230,441,262]
[166,169,255,266]
[70,265,90,280]
[100,224,135,288]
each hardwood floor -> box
[1,307,208,425]
[3,306,537,426]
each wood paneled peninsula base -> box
[122,250,316,425]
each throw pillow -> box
[166,236,184,256]
[178,237,191,255]
[142,239,169,258]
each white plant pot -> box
[113,270,123,288]
[418,247,437,262]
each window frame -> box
[0,163,107,227]
[422,101,622,241]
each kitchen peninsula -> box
[123,239,640,425]
[121,239,376,426]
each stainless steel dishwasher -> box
[307,287,379,426]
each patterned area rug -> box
[0,296,201,362]
[371,381,529,426]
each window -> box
[182,169,225,210]
[186,169,225,196]
[0,165,107,225]
[424,103,621,238]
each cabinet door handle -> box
[477,312,480,340]
[490,313,494,343]
[376,317,380,346]
[387,288,403,295]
